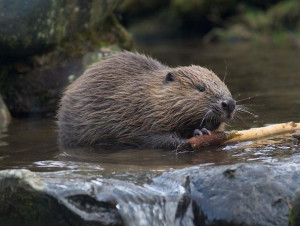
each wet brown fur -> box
[58,52,233,149]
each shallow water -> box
[0,41,300,182]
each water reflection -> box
[222,134,300,163]
[0,117,299,176]
[0,42,300,182]
[0,120,8,147]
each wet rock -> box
[0,95,11,126]
[290,188,300,226]
[0,169,125,226]
[293,131,300,144]
[1,163,299,225]
[154,163,300,226]
[0,169,190,226]
[0,0,134,116]
[1,46,121,116]
[0,0,123,56]
[0,15,133,116]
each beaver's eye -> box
[164,72,175,84]
[197,86,205,92]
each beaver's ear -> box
[164,72,175,84]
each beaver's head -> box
[158,65,235,137]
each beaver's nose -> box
[221,97,236,113]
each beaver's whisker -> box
[236,96,257,103]
[199,110,212,128]
[212,108,222,116]
[239,104,255,107]
[236,104,245,110]
[232,113,242,121]
[208,110,216,127]
[236,104,252,111]
[237,108,258,118]
[233,113,250,124]
[232,105,247,122]
[223,62,228,82]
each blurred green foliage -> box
[268,0,300,30]
[172,0,237,23]
[217,0,300,43]
[240,0,283,9]
[120,0,300,44]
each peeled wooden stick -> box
[185,122,300,151]
[226,121,300,143]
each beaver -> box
[58,51,236,150]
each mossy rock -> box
[0,44,123,116]
[0,12,133,116]
[0,0,123,56]
[1,164,300,225]
[0,0,133,116]
[0,170,124,226]
[289,188,300,226]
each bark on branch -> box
[183,122,300,151]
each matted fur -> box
[58,51,233,149]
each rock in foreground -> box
[1,163,300,225]
[154,163,300,226]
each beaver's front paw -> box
[193,128,212,136]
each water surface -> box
[1,41,300,182]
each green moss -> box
[49,15,133,61]
[99,41,110,48]
[244,9,269,31]
[289,207,295,226]
[100,15,135,50]
[272,32,290,45]
[0,183,45,221]
[208,0,300,44]
[0,12,134,115]
[267,0,300,31]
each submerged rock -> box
[1,163,300,225]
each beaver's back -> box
[58,52,168,147]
